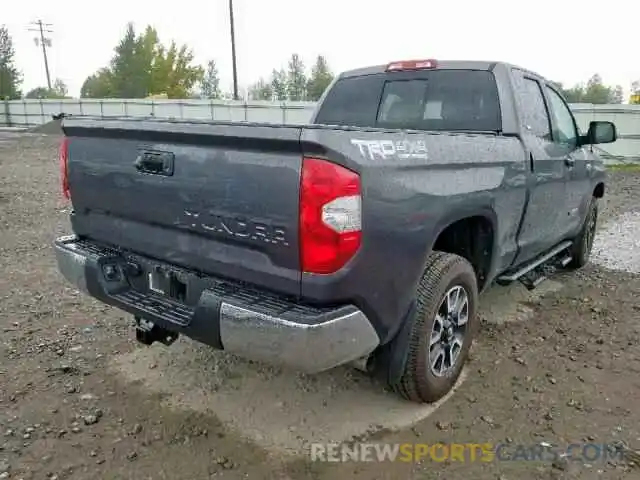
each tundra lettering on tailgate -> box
[351,138,428,160]
[180,210,289,246]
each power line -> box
[28,20,53,90]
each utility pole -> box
[28,20,53,90]
[229,0,239,100]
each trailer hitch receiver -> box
[135,317,179,346]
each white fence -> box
[1,99,314,127]
[2,98,639,161]
[569,103,640,162]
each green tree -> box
[25,87,50,99]
[151,41,204,98]
[631,80,640,104]
[108,23,147,98]
[270,68,287,101]
[248,78,272,100]
[286,53,306,101]
[0,26,22,100]
[583,74,620,104]
[553,81,584,103]
[25,78,69,99]
[81,23,203,98]
[53,78,68,97]
[200,60,221,99]
[611,85,624,104]
[306,55,334,101]
[554,74,623,104]
[81,68,113,98]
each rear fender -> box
[380,207,498,381]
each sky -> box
[5,0,639,99]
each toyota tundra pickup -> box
[54,59,617,403]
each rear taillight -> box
[300,157,362,274]
[59,137,70,199]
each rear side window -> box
[511,71,551,140]
[314,70,501,132]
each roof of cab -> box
[338,60,545,81]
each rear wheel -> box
[568,198,598,269]
[390,252,479,403]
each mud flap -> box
[373,301,418,385]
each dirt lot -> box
[1,130,639,480]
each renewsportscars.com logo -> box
[310,442,628,463]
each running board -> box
[559,255,572,267]
[496,240,573,286]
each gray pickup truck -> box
[55,59,617,403]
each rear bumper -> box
[54,235,379,373]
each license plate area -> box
[148,267,188,302]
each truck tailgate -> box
[62,118,303,296]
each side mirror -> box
[585,121,617,145]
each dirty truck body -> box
[55,60,615,402]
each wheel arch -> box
[593,182,605,198]
[425,206,499,291]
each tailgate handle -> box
[134,150,174,176]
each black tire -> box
[568,198,598,269]
[390,252,479,403]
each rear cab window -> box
[314,69,502,132]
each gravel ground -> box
[592,210,640,274]
[1,131,639,480]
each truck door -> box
[511,70,571,265]
[543,83,591,237]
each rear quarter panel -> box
[300,127,527,343]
